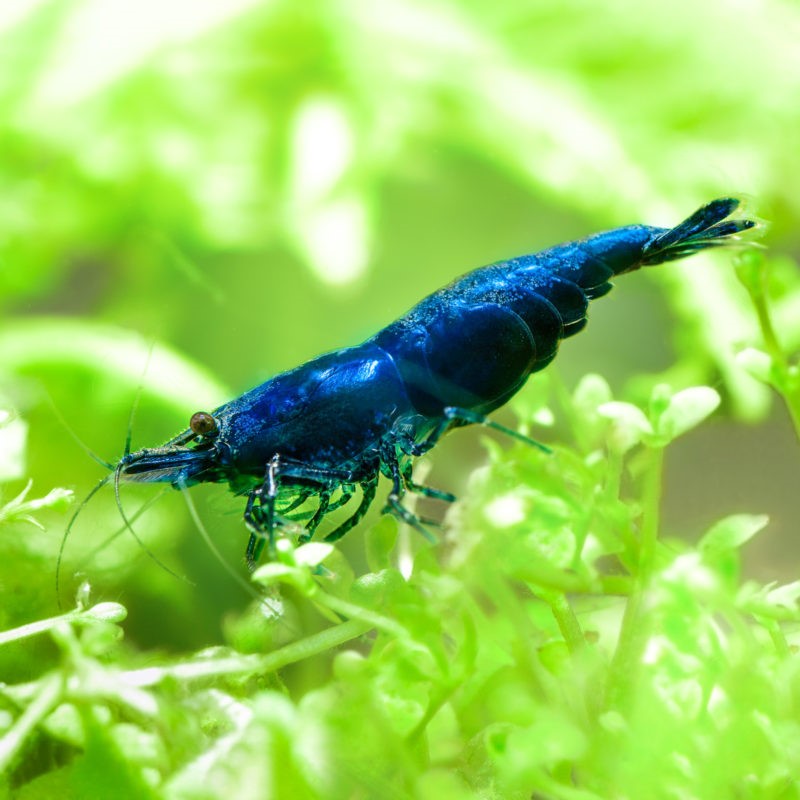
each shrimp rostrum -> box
[119,198,755,567]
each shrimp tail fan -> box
[640,197,758,267]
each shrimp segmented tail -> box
[640,197,757,266]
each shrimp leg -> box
[244,456,357,567]
[324,481,377,542]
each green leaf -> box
[251,563,301,585]
[69,709,159,800]
[655,386,721,442]
[766,581,800,611]
[83,602,128,624]
[0,481,73,527]
[573,373,613,416]
[736,347,775,385]
[597,400,652,452]
[699,514,769,555]
[293,542,335,568]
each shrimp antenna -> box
[113,462,194,587]
[56,474,111,609]
[79,487,170,570]
[177,478,266,603]
[45,392,114,471]
[124,341,156,458]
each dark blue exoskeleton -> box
[119,198,756,565]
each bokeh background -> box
[1,0,799,652]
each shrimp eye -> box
[189,411,218,437]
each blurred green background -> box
[1,0,799,652]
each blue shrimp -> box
[118,198,755,567]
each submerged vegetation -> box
[2,0,800,797]
[4,357,800,797]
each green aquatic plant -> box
[3,358,800,798]
[2,1,800,796]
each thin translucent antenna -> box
[44,392,114,470]
[56,474,111,609]
[177,478,265,603]
[113,463,193,586]
[124,341,156,458]
[80,487,170,568]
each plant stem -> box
[548,593,585,654]
[0,611,78,647]
[313,592,410,639]
[0,674,63,775]
[639,446,664,582]
[512,562,632,596]
[605,445,664,709]
[760,617,791,657]
[746,263,800,439]
[122,618,372,687]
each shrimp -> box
[116,197,756,566]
